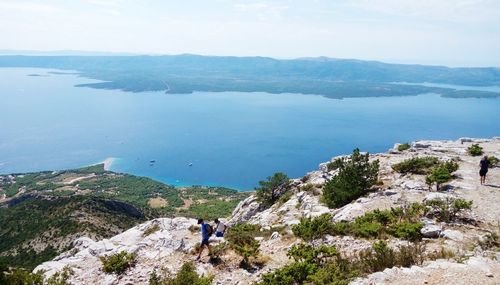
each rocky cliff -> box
[34,138,500,285]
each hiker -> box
[479,155,490,185]
[214,218,227,237]
[196,218,213,261]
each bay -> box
[1,68,499,190]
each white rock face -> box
[34,218,198,285]
[228,196,261,226]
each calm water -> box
[1,68,499,190]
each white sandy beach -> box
[102,157,115,171]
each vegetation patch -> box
[100,251,136,275]
[467,144,483,156]
[293,204,426,242]
[489,156,499,167]
[392,156,440,174]
[322,149,379,208]
[225,223,262,268]
[397,143,411,151]
[149,262,212,285]
[425,160,459,191]
[258,240,445,285]
[425,198,473,222]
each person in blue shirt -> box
[196,218,212,261]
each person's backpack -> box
[205,223,214,237]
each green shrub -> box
[425,161,459,191]
[293,206,425,241]
[351,221,381,238]
[256,172,291,208]
[100,251,136,275]
[396,243,426,267]
[292,214,335,241]
[392,156,440,174]
[397,143,411,151]
[468,144,483,156]
[425,198,472,222]
[322,149,379,208]
[388,222,423,241]
[225,223,261,267]
[489,156,499,167]
[357,240,396,273]
[287,243,341,264]
[149,262,212,285]
[327,157,344,171]
[45,266,74,285]
[258,244,355,285]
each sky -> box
[1,0,499,67]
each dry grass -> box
[148,197,168,208]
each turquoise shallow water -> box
[1,68,499,190]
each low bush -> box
[425,198,472,222]
[468,144,483,156]
[293,205,425,241]
[397,143,411,151]
[322,149,379,208]
[292,214,336,241]
[387,221,423,241]
[357,240,426,273]
[258,244,354,285]
[149,262,212,285]
[489,156,499,167]
[100,251,136,275]
[259,241,431,285]
[425,160,459,191]
[225,223,261,267]
[392,156,440,174]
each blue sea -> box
[1,68,499,190]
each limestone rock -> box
[421,224,442,238]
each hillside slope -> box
[0,165,248,269]
[32,137,500,284]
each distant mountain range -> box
[0,54,499,98]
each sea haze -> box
[1,68,499,190]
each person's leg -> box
[197,242,205,259]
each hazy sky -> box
[1,0,499,66]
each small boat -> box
[150,160,156,163]
[188,162,193,166]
